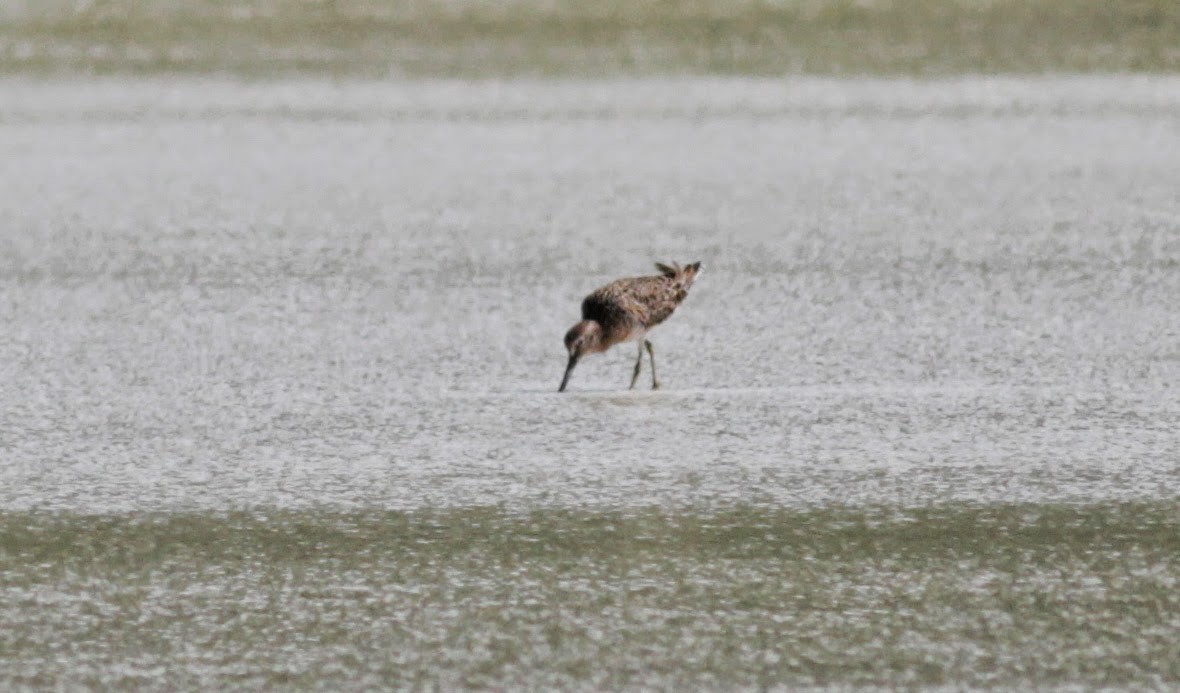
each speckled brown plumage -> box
[559,261,702,392]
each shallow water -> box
[2,75,1178,514]
[2,75,1180,687]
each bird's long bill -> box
[558,353,579,392]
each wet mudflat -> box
[4,503,1180,689]
[5,0,1180,76]
[1,75,1179,688]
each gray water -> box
[3,76,1180,689]
[3,76,1178,514]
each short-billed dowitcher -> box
[559,261,703,392]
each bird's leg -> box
[645,339,660,390]
[629,340,644,389]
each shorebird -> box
[559,261,703,392]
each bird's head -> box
[559,320,602,392]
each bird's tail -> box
[655,261,703,298]
[655,261,703,286]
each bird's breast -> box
[603,323,646,348]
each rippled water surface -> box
[2,76,1179,688]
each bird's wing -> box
[583,276,683,329]
[632,276,683,327]
[580,283,639,326]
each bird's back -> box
[581,262,702,343]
